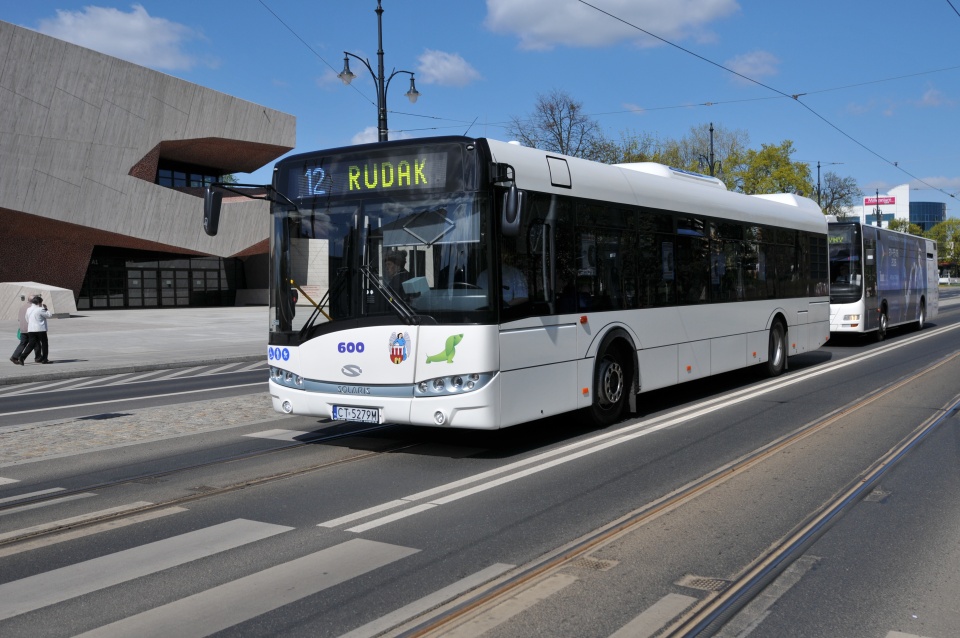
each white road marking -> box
[0,492,94,517]
[0,382,265,416]
[0,501,155,543]
[336,563,515,638]
[609,593,697,638]
[243,429,307,441]
[319,323,960,532]
[0,506,187,559]
[147,366,208,381]
[0,487,61,504]
[0,477,20,485]
[0,518,292,621]
[441,573,578,638]
[345,504,438,533]
[74,538,419,638]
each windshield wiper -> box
[360,265,419,326]
[299,267,351,338]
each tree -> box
[887,219,923,236]
[818,172,859,217]
[729,140,813,196]
[610,123,750,190]
[506,89,609,160]
[925,219,960,273]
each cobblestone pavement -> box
[0,392,284,468]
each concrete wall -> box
[0,20,296,296]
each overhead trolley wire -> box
[577,0,957,199]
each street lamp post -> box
[874,188,882,226]
[337,0,420,142]
[697,122,722,178]
[816,161,843,208]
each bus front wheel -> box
[588,346,629,426]
[875,310,888,342]
[764,321,786,377]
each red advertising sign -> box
[864,196,895,205]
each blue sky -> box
[6,1,960,217]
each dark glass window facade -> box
[909,201,946,233]
[78,247,245,309]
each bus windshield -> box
[828,222,862,303]
[270,192,495,343]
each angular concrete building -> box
[0,20,295,309]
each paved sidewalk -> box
[1,306,267,386]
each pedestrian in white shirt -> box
[19,295,53,364]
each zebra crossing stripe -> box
[0,501,156,544]
[73,539,419,638]
[0,492,95,517]
[0,487,63,505]
[337,563,515,638]
[0,518,292,621]
[244,429,306,441]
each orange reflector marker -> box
[582,387,589,395]
[580,316,588,324]
[752,351,757,357]
[686,365,692,372]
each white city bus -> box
[205,136,830,429]
[828,220,938,339]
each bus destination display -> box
[294,151,448,199]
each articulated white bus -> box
[205,136,830,429]
[828,221,938,339]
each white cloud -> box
[916,87,955,108]
[484,0,739,50]
[724,50,779,81]
[36,4,206,71]
[416,49,482,87]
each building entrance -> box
[77,248,246,309]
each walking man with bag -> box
[18,295,53,364]
[9,294,36,365]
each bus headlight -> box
[415,372,493,396]
[843,314,860,321]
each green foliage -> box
[925,219,960,268]
[887,219,923,236]
[728,141,813,196]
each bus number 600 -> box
[338,342,364,353]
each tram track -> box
[394,349,960,638]
[0,422,410,546]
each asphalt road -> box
[0,294,959,637]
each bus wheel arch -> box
[764,314,788,377]
[587,329,637,427]
[915,297,926,331]
[875,301,888,341]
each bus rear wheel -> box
[915,301,926,331]
[588,346,629,426]
[764,321,786,377]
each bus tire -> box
[914,300,926,331]
[764,320,786,377]
[588,344,629,426]
[875,308,888,342]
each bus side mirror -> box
[203,188,223,236]
[502,184,523,237]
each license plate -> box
[332,405,381,424]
